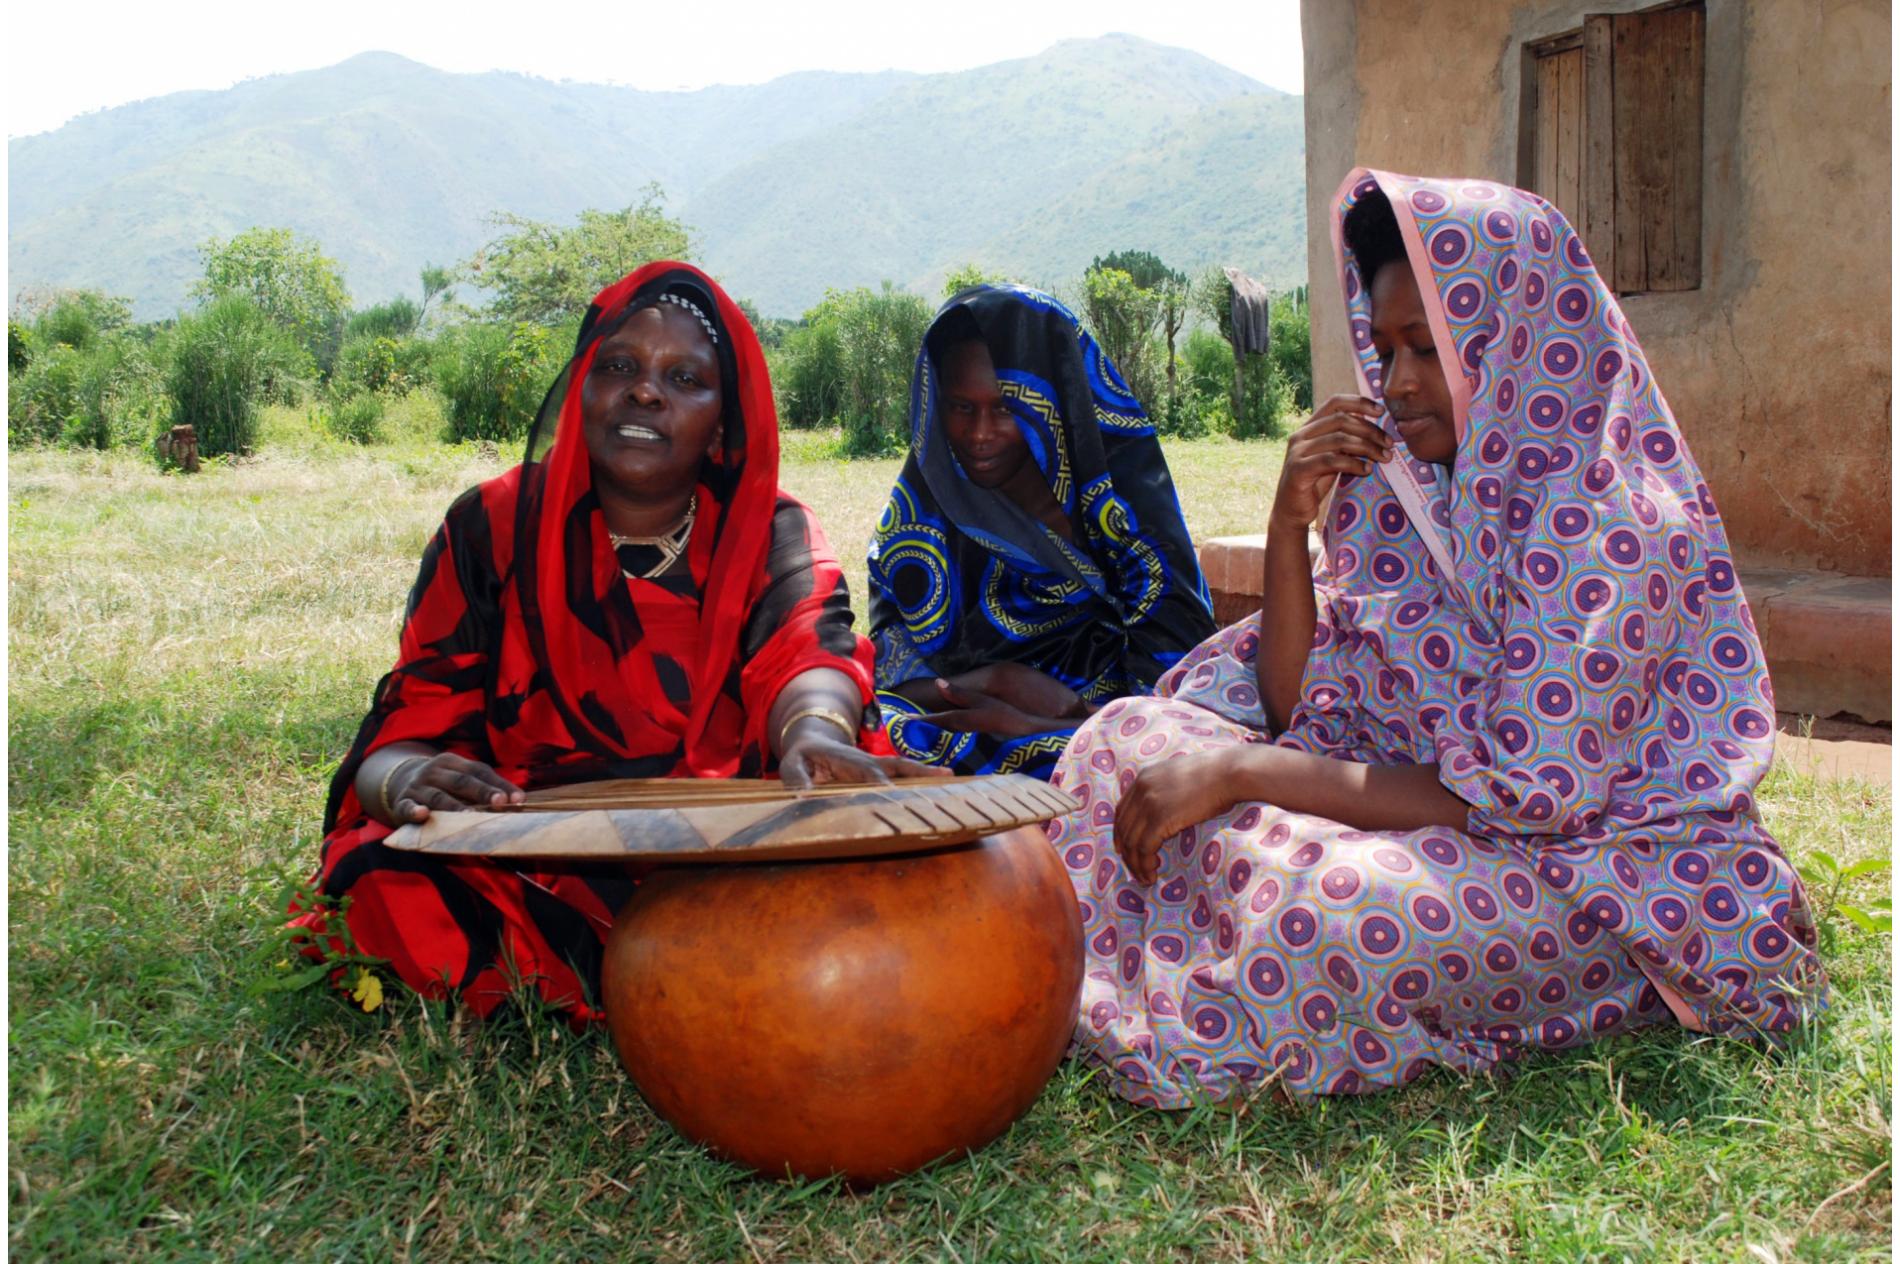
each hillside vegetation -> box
[8,36,1305,320]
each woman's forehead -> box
[601,304,716,354]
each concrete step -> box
[1197,535,1891,726]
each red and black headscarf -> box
[321,262,878,833]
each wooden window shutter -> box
[1588,3,1705,292]
[1532,39,1587,226]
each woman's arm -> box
[769,666,947,787]
[354,741,524,827]
[1113,744,1468,883]
[1257,398,1394,732]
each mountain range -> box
[7,35,1307,321]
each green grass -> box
[9,416,1890,1260]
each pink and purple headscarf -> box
[1294,168,1777,843]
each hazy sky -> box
[4,0,1304,139]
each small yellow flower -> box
[351,967,384,1013]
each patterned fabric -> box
[1049,170,1826,1104]
[869,284,1215,777]
[293,263,884,1022]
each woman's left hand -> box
[1113,748,1253,884]
[778,733,951,789]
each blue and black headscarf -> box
[868,284,1216,776]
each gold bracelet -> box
[378,754,429,818]
[778,706,858,752]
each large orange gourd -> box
[600,826,1083,1185]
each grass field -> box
[8,412,1891,1260]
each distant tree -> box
[18,287,134,352]
[418,264,455,325]
[345,298,421,342]
[1080,265,1162,409]
[193,228,350,367]
[162,295,309,457]
[941,263,1006,299]
[776,283,931,454]
[464,185,693,326]
[1088,250,1178,293]
[7,320,30,372]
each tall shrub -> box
[8,343,82,445]
[434,322,561,443]
[773,284,931,453]
[67,337,166,450]
[163,296,306,457]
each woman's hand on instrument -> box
[920,683,1077,738]
[778,733,950,789]
[1113,749,1252,884]
[943,664,1092,720]
[385,751,524,824]
[1271,396,1394,531]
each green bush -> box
[8,342,83,445]
[433,322,562,443]
[773,284,930,455]
[344,298,421,342]
[1269,291,1313,413]
[32,289,133,353]
[317,392,386,445]
[163,296,309,457]
[65,338,166,450]
[332,334,430,398]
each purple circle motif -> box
[1575,725,1605,765]
[1594,348,1624,386]
[1193,1007,1229,1041]
[1641,430,1679,464]
[1581,960,1613,991]
[1326,953,1362,993]
[1565,234,1592,269]
[1701,884,1742,924]
[1524,549,1565,589]
[1246,953,1289,999]
[1731,708,1771,740]
[1396,600,1433,627]
[1506,496,1536,531]
[1582,458,1619,497]
[1581,649,1621,687]
[1336,500,1361,533]
[1480,432,1512,466]
[1359,914,1405,957]
[1573,576,1615,613]
[1278,906,1318,949]
[1483,209,1518,244]
[1372,551,1408,584]
[1554,285,1592,324]
[1707,557,1737,594]
[1352,317,1373,350]
[1430,225,1471,267]
[1496,377,1519,414]
[1510,324,1532,361]
[1683,672,1720,710]
[1299,990,1339,1032]
[1610,413,1634,452]
[1534,677,1578,720]
[1461,885,1501,922]
[1441,951,1473,982]
[1504,635,1541,673]
[1736,849,1772,888]
[1411,189,1448,214]
[1421,633,1454,671]
[1710,634,1751,672]
[1377,503,1407,534]
[1537,762,1578,799]
[1552,504,1593,539]
[1524,270,1548,307]
[1446,280,1484,320]
[1530,217,1554,253]
[1591,1001,1625,1032]
[1541,338,1583,378]
[1503,872,1537,911]
[1646,573,1671,611]
[1412,892,1454,934]
[1670,850,1711,886]
[1603,527,1643,568]
[1321,866,1362,901]
[1525,392,1566,430]
[1483,942,1520,974]
[1497,716,1533,754]
[1227,857,1253,895]
[1421,836,1461,866]
[1667,707,1694,742]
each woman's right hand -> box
[1271,396,1394,530]
[942,664,1091,720]
[919,681,1076,738]
[369,747,524,825]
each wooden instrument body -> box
[601,825,1084,1186]
[383,774,1086,1185]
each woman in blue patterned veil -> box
[868,284,1216,778]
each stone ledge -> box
[1197,535,1891,725]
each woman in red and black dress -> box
[292,262,938,1021]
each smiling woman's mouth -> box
[613,424,664,442]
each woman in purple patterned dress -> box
[1048,169,1828,1106]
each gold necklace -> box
[607,499,697,580]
